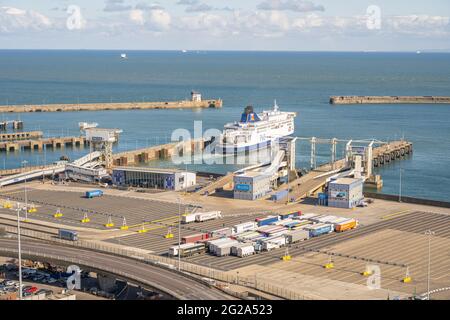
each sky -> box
[0,0,449,51]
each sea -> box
[0,50,449,201]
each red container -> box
[182,233,209,244]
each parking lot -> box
[0,188,190,231]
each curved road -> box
[0,239,234,300]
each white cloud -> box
[0,6,52,33]
[257,0,324,13]
[147,9,171,31]
[129,9,145,25]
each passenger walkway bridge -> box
[0,151,103,187]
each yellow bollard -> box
[120,217,128,230]
[105,215,115,228]
[54,208,63,218]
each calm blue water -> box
[1,50,449,201]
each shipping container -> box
[182,233,209,244]
[58,229,78,241]
[285,229,309,243]
[279,211,301,220]
[305,223,334,237]
[208,238,235,254]
[335,218,358,232]
[210,227,232,238]
[233,222,257,234]
[85,190,103,199]
[261,236,286,251]
[195,211,222,222]
[181,213,197,224]
[256,216,279,227]
[296,213,318,220]
[237,245,255,258]
[212,239,239,256]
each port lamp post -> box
[425,230,435,300]
[177,197,182,271]
[16,206,23,300]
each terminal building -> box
[327,177,364,209]
[112,167,196,191]
[234,172,272,200]
[233,137,297,201]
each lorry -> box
[295,213,318,221]
[232,222,257,235]
[181,233,209,244]
[335,218,358,232]
[85,190,103,199]
[261,236,286,251]
[210,227,232,238]
[305,223,334,237]
[195,211,222,222]
[279,211,301,220]
[181,213,197,224]
[285,229,310,244]
[236,244,255,258]
[256,216,279,227]
[210,239,239,256]
[169,243,206,257]
[58,229,78,241]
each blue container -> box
[257,216,279,227]
[309,225,333,237]
[271,190,289,201]
[85,190,103,198]
[279,211,300,220]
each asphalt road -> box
[0,239,235,300]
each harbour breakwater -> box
[330,96,450,105]
[0,99,223,113]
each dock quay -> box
[0,131,43,141]
[0,99,223,113]
[113,139,205,166]
[0,136,86,152]
[276,140,413,201]
[0,120,23,130]
[372,140,412,167]
[330,96,450,105]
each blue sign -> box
[235,184,250,192]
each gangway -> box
[0,151,104,187]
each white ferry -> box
[215,102,296,154]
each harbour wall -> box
[0,99,223,113]
[330,96,450,105]
[364,192,450,209]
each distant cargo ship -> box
[215,102,296,154]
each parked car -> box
[24,286,38,294]
[36,289,53,296]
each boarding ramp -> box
[72,151,102,166]
[0,165,65,187]
[0,151,104,187]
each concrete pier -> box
[372,140,413,167]
[330,96,450,105]
[0,136,86,152]
[0,131,43,141]
[0,99,223,113]
[113,139,204,166]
